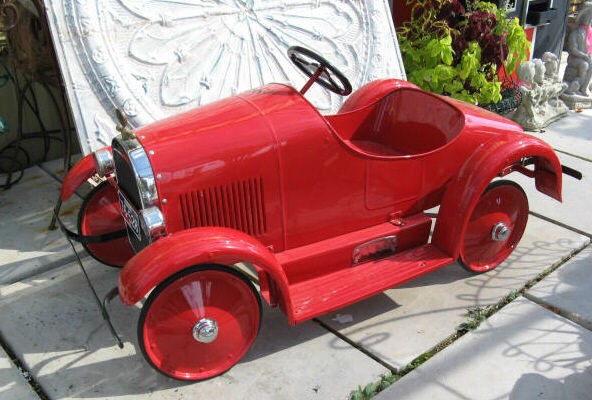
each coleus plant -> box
[398,0,529,105]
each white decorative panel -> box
[45,0,406,154]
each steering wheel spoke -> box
[322,72,340,91]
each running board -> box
[277,214,433,284]
[288,244,453,324]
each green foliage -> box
[398,0,530,106]
[472,1,529,74]
[349,373,399,400]
[457,305,491,334]
[347,286,524,399]
[505,18,530,74]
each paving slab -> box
[0,259,388,400]
[40,156,82,183]
[0,345,38,400]
[374,297,592,400]
[318,215,589,370]
[0,166,82,285]
[536,109,592,160]
[39,157,95,206]
[508,151,592,236]
[527,245,592,331]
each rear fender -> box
[432,136,562,258]
[60,150,104,201]
[118,227,292,313]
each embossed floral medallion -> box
[46,0,404,152]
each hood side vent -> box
[180,177,266,236]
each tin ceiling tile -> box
[44,0,405,154]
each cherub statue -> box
[563,3,592,96]
[511,56,568,130]
[515,61,541,120]
[542,52,560,81]
[541,52,568,109]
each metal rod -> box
[300,65,325,95]
[47,197,62,230]
[55,210,124,348]
[102,287,124,349]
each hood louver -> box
[179,178,267,236]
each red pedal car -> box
[57,47,578,380]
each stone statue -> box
[541,52,569,110]
[511,55,568,131]
[543,52,560,80]
[562,3,592,109]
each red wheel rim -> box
[79,182,134,267]
[460,182,528,273]
[139,267,261,381]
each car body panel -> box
[132,90,285,251]
[64,78,564,325]
[127,80,553,254]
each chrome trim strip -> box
[130,148,158,207]
[352,235,398,265]
[113,136,159,209]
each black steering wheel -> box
[288,46,352,96]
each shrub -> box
[398,0,529,105]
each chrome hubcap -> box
[193,318,219,343]
[491,222,511,242]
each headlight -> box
[93,148,115,177]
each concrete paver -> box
[319,215,589,369]
[535,110,592,160]
[509,151,592,236]
[527,246,592,330]
[0,260,388,400]
[374,297,592,400]
[0,345,38,400]
[0,166,81,285]
[39,156,82,183]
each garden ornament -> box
[511,55,568,130]
[562,3,592,108]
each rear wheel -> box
[138,265,261,381]
[459,180,528,273]
[78,181,134,267]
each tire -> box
[459,180,529,273]
[138,265,262,381]
[77,181,134,267]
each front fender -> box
[118,227,292,311]
[60,151,103,201]
[432,135,562,258]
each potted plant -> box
[398,0,530,107]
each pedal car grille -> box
[113,142,141,208]
[179,178,266,237]
[112,137,160,253]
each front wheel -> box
[138,265,262,381]
[459,180,529,273]
[78,181,134,267]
